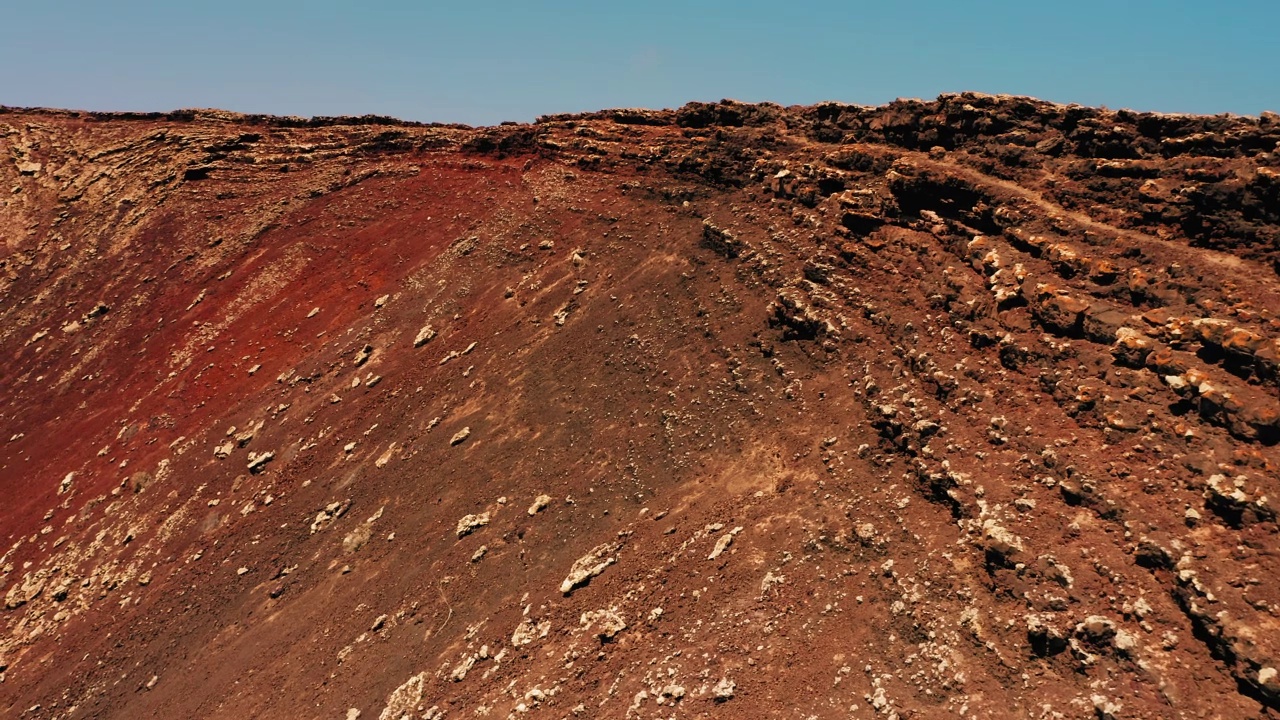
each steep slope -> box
[2,94,1279,719]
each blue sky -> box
[2,1,1276,125]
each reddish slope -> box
[2,96,1280,719]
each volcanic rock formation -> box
[2,94,1280,718]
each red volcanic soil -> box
[2,96,1280,719]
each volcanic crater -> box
[2,94,1280,718]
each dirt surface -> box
[2,94,1279,719]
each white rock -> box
[246,450,275,473]
[713,677,736,700]
[980,519,1024,556]
[708,526,743,560]
[353,344,373,366]
[559,541,621,594]
[456,512,490,538]
[528,494,552,516]
[378,673,425,720]
[413,325,437,347]
[1259,666,1279,693]
[1113,628,1138,653]
[375,442,399,468]
[511,617,550,646]
[449,655,476,682]
[580,607,627,640]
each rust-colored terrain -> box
[2,94,1280,719]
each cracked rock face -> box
[3,94,1280,718]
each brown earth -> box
[2,93,1280,719]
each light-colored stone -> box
[580,607,627,640]
[456,512,490,538]
[378,673,425,720]
[1077,615,1117,640]
[413,325,437,347]
[708,526,742,560]
[528,494,552,516]
[449,655,476,682]
[560,541,621,594]
[247,450,275,473]
[1257,666,1279,694]
[511,617,551,646]
[375,442,398,468]
[353,344,373,366]
[713,677,736,700]
[981,519,1024,557]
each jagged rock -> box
[4,570,48,609]
[449,654,477,682]
[527,494,552,515]
[511,617,551,646]
[708,526,742,560]
[980,519,1024,560]
[1205,474,1275,526]
[560,541,621,594]
[1026,614,1068,656]
[455,512,490,538]
[353,344,373,366]
[1111,327,1155,367]
[1076,615,1117,643]
[580,607,627,641]
[311,501,348,533]
[246,451,274,474]
[1082,305,1131,343]
[378,673,425,720]
[1029,283,1089,334]
[701,219,741,258]
[712,678,736,701]
[413,325,437,347]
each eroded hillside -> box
[2,94,1280,719]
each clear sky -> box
[2,1,1277,125]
